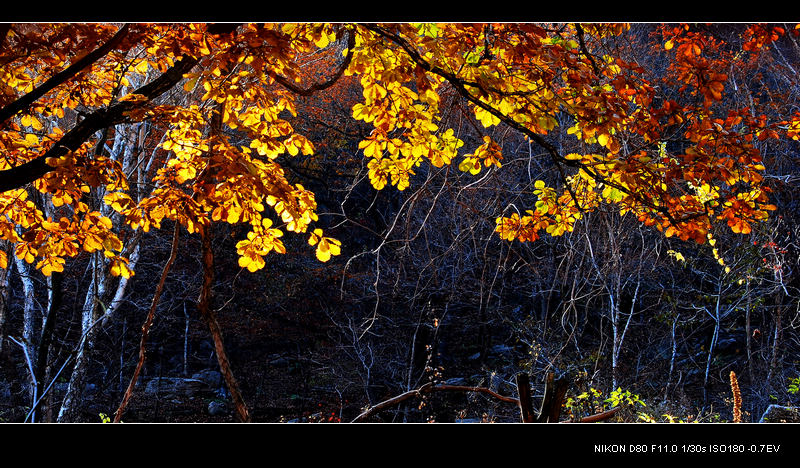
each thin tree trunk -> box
[197,223,251,422]
[58,237,141,421]
[0,241,11,354]
[13,254,37,401]
[664,312,678,403]
[31,271,62,421]
[192,101,251,422]
[59,122,144,421]
[114,223,179,423]
[57,256,107,422]
[183,302,190,377]
[8,336,37,422]
[767,298,784,385]
[703,284,723,405]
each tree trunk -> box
[0,241,12,354]
[197,223,251,422]
[32,271,62,421]
[13,253,37,401]
[57,253,108,422]
[114,225,177,423]
[59,123,145,421]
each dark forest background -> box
[1,23,799,424]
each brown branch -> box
[113,222,180,423]
[266,27,356,96]
[351,382,519,422]
[571,406,620,423]
[574,24,601,76]
[0,24,132,126]
[351,373,621,423]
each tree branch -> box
[571,406,620,423]
[267,27,356,96]
[351,382,519,422]
[574,23,601,76]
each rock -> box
[269,356,290,367]
[192,369,222,389]
[444,377,467,386]
[759,405,800,423]
[490,344,513,355]
[143,377,213,400]
[207,400,229,416]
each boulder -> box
[192,369,222,389]
[143,377,214,400]
[207,400,229,416]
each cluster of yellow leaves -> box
[495,179,587,242]
[236,218,286,272]
[458,136,502,175]
[308,228,341,262]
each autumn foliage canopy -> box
[0,23,792,278]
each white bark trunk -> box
[0,241,11,354]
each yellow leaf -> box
[83,235,104,252]
[238,253,265,272]
[134,60,149,74]
[15,244,36,263]
[308,228,323,246]
[37,256,65,276]
[110,258,134,278]
[314,236,341,262]
[103,236,123,252]
[314,29,332,49]
[667,249,685,263]
[474,107,500,127]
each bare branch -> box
[351,382,519,422]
